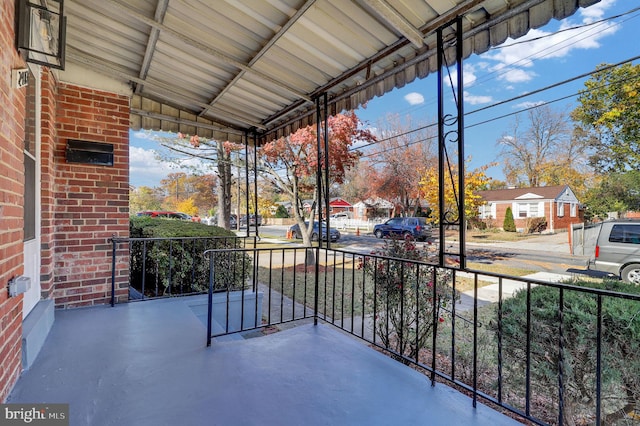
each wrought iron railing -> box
[200,245,640,426]
[109,238,640,424]
[109,235,258,305]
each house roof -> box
[330,198,352,207]
[57,0,598,144]
[354,197,394,209]
[478,185,570,202]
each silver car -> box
[588,220,640,284]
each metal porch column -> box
[437,16,466,269]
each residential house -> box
[301,198,353,218]
[328,198,352,216]
[352,198,394,221]
[477,185,584,232]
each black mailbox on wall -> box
[66,140,114,166]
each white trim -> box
[22,64,43,318]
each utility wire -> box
[385,6,640,118]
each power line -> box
[356,53,640,153]
[377,6,640,119]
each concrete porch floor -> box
[8,296,522,426]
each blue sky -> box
[130,0,637,187]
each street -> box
[254,224,600,279]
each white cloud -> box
[448,63,484,88]
[580,0,616,24]
[129,146,212,188]
[132,131,156,140]
[499,67,537,84]
[130,146,173,187]
[481,1,618,86]
[404,92,424,105]
[464,91,493,105]
[515,100,546,109]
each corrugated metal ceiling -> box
[62,0,600,143]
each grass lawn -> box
[449,229,548,243]
[255,257,537,318]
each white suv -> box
[588,220,640,284]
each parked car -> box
[136,211,201,222]
[289,221,341,242]
[329,212,349,220]
[136,211,189,220]
[240,214,263,227]
[588,219,640,284]
[209,214,238,228]
[373,217,432,241]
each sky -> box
[129,0,638,188]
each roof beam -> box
[135,0,170,94]
[361,0,425,48]
[67,48,267,130]
[109,0,313,103]
[199,0,317,118]
[130,107,245,137]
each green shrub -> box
[129,217,251,297]
[275,205,289,218]
[359,238,458,361]
[503,207,516,232]
[494,280,640,424]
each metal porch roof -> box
[61,0,600,143]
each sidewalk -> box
[458,271,573,311]
[465,231,571,254]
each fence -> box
[201,244,640,425]
[110,235,258,305]
[110,238,640,425]
[570,222,601,256]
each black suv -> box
[373,217,432,241]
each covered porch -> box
[8,295,519,426]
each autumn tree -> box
[369,114,437,215]
[497,105,589,189]
[155,132,244,229]
[176,135,243,229]
[572,63,640,172]
[190,174,217,216]
[583,171,640,219]
[418,162,491,225]
[157,172,218,215]
[130,186,163,213]
[339,160,377,203]
[175,198,198,216]
[259,111,375,246]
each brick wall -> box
[490,201,583,232]
[52,83,130,308]
[0,0,26,402]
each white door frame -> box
[22,64,42,318]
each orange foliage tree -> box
[260,111,376,246]
[366,114,437,216]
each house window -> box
[570,203,577,217]
[516,203,542,218]
[478,204,493,219]
[518,206,527,218]
[557,202,565,217]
